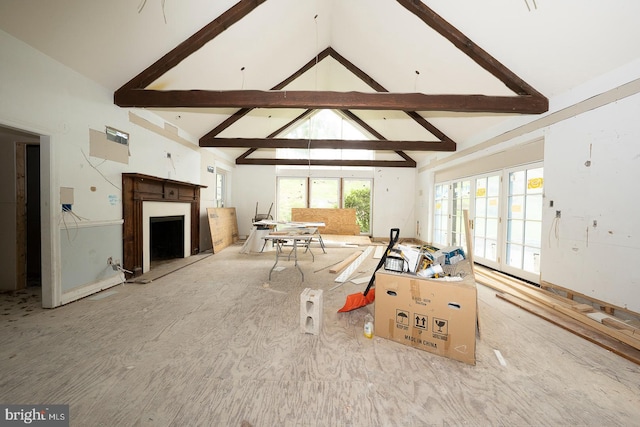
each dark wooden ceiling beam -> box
[201,138,455,151]
[116,90,547,113]
[116,0,267,92]
[236,157,417,167]
[396,0,546,99]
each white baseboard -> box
[60,273,125,305]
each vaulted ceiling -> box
[2,0,640,167]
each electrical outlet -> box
[555,210,561,218]
[62,204,72,211]
[166,152,172,158]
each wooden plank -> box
[541,279,640,320]
[329,251,363,274]
[334,246,374,283]
[476,271,640,351]
[373,246,385,259]
[602,317,639,334]
[572,303,595,312]
[496,293,640,366]
[207,207,239,253]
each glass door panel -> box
[504,165,543,282]
[451,180,470,248]
[276,177,307,222]
[433,184,449,246]
[310,178,339,208]
[473,174,500,267]
[343,179,372,234]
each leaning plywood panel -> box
[291,208,360,235]
[207,208,239,253]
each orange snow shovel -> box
[338,228,399,312]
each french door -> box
[434,163,543,283]
[502,165,543,282]
[473,174,501,270]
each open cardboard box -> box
[374,259,478,365]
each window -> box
[105,126,129,145]
[310,178,340,208]
[215,171,226,208]
[276,109,374,166]
[276,177,307,222]
[276,176,373,234]
[274,109,375,233]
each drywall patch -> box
[60,187,74,204]
[89,128,129,164]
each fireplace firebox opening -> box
[150,215,185,262]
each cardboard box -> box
[374,260,478,365]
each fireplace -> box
[142,201,191,273]
[150,215,184,261]
[122,173,205,277]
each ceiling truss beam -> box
[235,156,417,168]
[201,138,456,151]
[395,0,546,99]
[115,90,547,113]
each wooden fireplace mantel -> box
[122,173,206,277]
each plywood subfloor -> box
[1,243,639,426]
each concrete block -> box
[300,288,323,335]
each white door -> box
[472,174,501,269]
[502,164,543,283]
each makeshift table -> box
[254,220,327,254]
[263,233,315,281]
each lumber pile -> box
[474,265,640,365]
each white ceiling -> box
[2,0,640,165]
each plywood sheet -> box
[207,207,239,253]
[291,208,360,235]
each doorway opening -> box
[16,141,42,290]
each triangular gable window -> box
[277,109,374,163]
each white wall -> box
[0,29,229,306]
[371,167,416,239]
[416,168,435,244]
[542,93,640,311]
[233,165,276,238]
